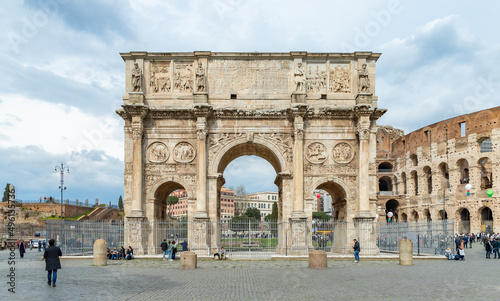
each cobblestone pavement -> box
[3,242,500,300]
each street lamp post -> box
[54,162,70,220]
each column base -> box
[194,211,208,218]
[190,217,210,256]
[353,215,379,256]
[289,217,309,255]
[127,210,144,218]
[356,210,372,218]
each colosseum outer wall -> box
[376,106,500,234]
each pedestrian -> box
[353,239,360,263]
[29,239,33,251]
[181,240,188,252]
[42,240,46,252]
[463,235,468,248]
[485,239,492,258]
[18,240,26,258]
[44,238,62,287]
[126,246,133,260]
[161,239,168,260]
[493,239,500,259]
[167,241,174,261]
[172,241,178,260]
[444,247,453,260]
[38,240,42,252]
[458,246,465,261]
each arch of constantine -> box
[116,51,385,255]
[375,107,500,234]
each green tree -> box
[265,202,279,238]
[3,183,11,202]
[245,207,261,220]
[265,202,278,221]
[118,195,123,210]
[167,195,179,205]
[313,211,331,220]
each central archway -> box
[209,140,286,256]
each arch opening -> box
[478,157,493,190]
[378,176,393,193]
[480,207,493,234]
[385,199,399,222]
[458,208,470,233]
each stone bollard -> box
[399,238,413,266]
[94,239,107,266]
[180,251,197,270]
[308,250,327,269]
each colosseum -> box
[376,106,500,234]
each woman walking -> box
[44,238,62,287]
[18,240,26,258]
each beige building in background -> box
[117,51,385,255]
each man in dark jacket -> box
[43,238,62,287]
[353,239,360,263]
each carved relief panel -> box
[173,142,196,163]
[329,63,351,93]
[332,142,354,164]
[306,63,327,94]
[173,62,194,93]
[306,142,327,164]
[149,61,172,93]
[146,142,169,163]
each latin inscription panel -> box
[208,59,291,95]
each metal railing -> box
[45,219,454,258]
[377,220,455,255]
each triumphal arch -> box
[116,51,386,255]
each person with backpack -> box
[161,239,168,260]
[485,239,493,258]
[167,241,175,261]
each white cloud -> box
[0,94,123,160]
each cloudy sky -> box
[1,0,499,203]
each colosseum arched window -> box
[409,154,418,167]
[457,159,470,184]
[410,170,418,195]
[438,163,450,190]
[478,157,493,190]
[423,166,432,194]
[480,138,493,153]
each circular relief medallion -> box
[173,142,196,163]
[332,142,354,164]
[306,142,328,164]
[146,142,169,163]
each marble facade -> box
[116,51,386,255]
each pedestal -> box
[93,239,107,266]
[399,238,413,265]
[189,218,210,256]
[193,92,208,104]
[309,250,327,269]
[355,92,372,105]
[128,92,145,105]
[124,217,145,255]
[289,218,308,255]
[180,251,197,270]
[291,92,306,103]
[354,216,379,256]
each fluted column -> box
[195,116,208,218]
[292,109,306,218]
[356,113,372,217]
[129,115,144,217]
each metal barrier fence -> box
[46,220,124,255]
[377,220,456,255]
[46,219,454,257]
